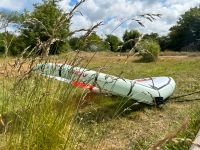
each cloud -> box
[0,0,42,11]
[71,0,200,38]
[59,0,71,11]
[0,0,199,38]
[0,0,24,11]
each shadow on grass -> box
[0,94,158,134]
[76,95,155,124]
[132,58,157,63]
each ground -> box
[0,51,200,150]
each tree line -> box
[0,0,199,57]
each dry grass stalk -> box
[150,117,189,150]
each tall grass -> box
[1,53,200,149]
[0,57,91,150]
[0,55,142,150]
[162,109,200,149]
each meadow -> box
[0,51,200,150]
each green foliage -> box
[49,40,71,55]
[123,30,140,42]
[0,12,21,56]
[121,30,140,52]
[137,39,160,62]
[143,33,171,51]
[31,1,69,39]
[69,37,80,50]
[9,36,27,56]
[69,33,109,51]
[120,40,132,52]
[143,33,159,41]
[0,31,30,56]
[0,11,20,26]
[158,35,171,51]
[42,0,63,4]
[0,0,71,57]
[0,32,24,56]
[20,0,70,55]
[81,33,107,51]
[169,6,200,51]
[0,34,4,54]
[105,34,122,52]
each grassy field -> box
[0,52,200,150]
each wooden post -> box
[190,130,200,150]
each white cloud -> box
[0,0,24,10]
[0,0,42,11]
[70,15,92,30]
[59,0,71,11]
[0,0,199,38]
[69,0,200,38]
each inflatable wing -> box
[33,63,176,105]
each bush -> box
[105,34,122,52]
[136,39,160,62]
[69,37,80,50]
[121,30,140,52]
[120,40,136,52]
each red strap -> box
[71,81,95,90]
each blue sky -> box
[0,0,200,38]
[0,0,41,12]
[0,0,77,12]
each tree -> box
[17,0,103,56]
[105,34,122,52]
[143,33,172,51]
[143,33,159,41]
[20,0,70,57]
[0,11,19,57]
[0,32,28,56]
[121,30,140,52]
[0,33,4,54]
[123,30,140,42]
[81,32,106,51]
[169,6,200,51]
[157,35,171,51]
[69,37,80,50]
[42,0,63,4]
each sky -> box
[0,0,200,38]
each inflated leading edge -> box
[33,63,176,105]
